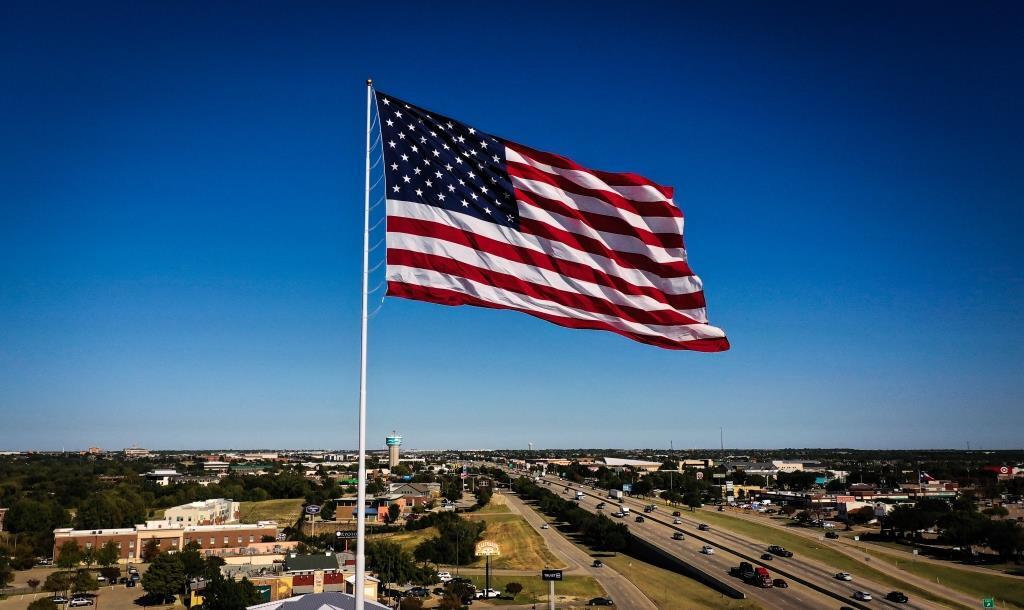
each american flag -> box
[378,91,729,351]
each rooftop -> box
[248,592,388,610]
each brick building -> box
[53,520,278,561]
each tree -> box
[985,520,1024,562]
[0,555,13,587]
[142,552,185,598]
[202,574,262,610]
[28,577,42,591]
[73,569,99,593]
[28,599,58,610]
[388,503,402,523]
[982,506,1009,517]
[659,460,679,471]
[474,488,492,509]
[825,479,846,492]
[178,541,207,580]
[56,541,82,570]
[437,595,462,610]
[94,541,120,568]
[141,538,162,562]
[505,582,524,598]
[399,599,423,610]
[849,506,876,525]
[100,566,121,582]
[684,491,702,511]
[43,571,73,597]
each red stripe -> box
[388,216,705,310]
[518,215,693,279]
[388,281,730,352]
[514,187,683,250]
[388,248,705,327]
[505,141,677,203]
[507,160,682,220]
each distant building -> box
[86,447,103,455]
[163,498,240,525]
[387,482,440,498]
[53,520,278,560]
[124,446,152,458]
[144,469,180,486]
[599,457,662,472]
[203,461,231,474]
[386,433,402,470]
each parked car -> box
[69,598,94,607]
[701,545,714,555]
[51,596,69,605]
[835,572,853,581]
[407,587,429,598]
[853,591,873,601]
[592,559,604,567]
[773,578,788,588]
[698,523,710,531]
[885,591,909,603]
[437,571,452,583]
[825,531,840,539]
[473,588,500,599]
[588,597,614,606]
[672,532,684,540]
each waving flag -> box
[378,91,729,351]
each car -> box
[473,588,500,599]
[635,516,645,523]
[885,591,909,603]
[612,511,625,517]
[698,523,710,531]
[408,587,430,598]
[773,578,788,588]
[126,580,137,588]
[432,588,446,596]
[51,596,69,605]
[701,545,714,555]
[760,553,774,560]
[825,531,840,539]
[588,597,615,606]
[540,523,550,529]
[69,598,94,607]
[673,518,683,524]
[768,545,793,557]
[672,510,682,517]
[672,532,684,540]
[835,572,853,581]
[592,559,604,567]
[735,562,754,580]
[596,502,606,509]
[853,591,873,601]
[437,571,452,583]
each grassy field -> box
[859,547,1024,609]
[474,493,514,514]
[371,526,437,550]
[688,508,972,610]
[466,574,604,605]
[238,498,305,524]
[465,512,566,570]
[601,554,763,610]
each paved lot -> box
[0,585,184,610]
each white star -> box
[454,157,463,164]
[398,132,406,140]
[507,214,513,222]
[480,186,488,194]
[415,188,423,196]
[402,175,411,183]
[425,179,433,187]
[392,185,400,193]
[480,140,488,148]
[446,122,454,129]
[458,179,466,186]
[435,171,442,178]
[429,131,437,137]
[492,155,500,163]
[468,171,476,179]
[468,128,476,135]
[470,193,478,200]
[413,167,422,175]
[468,149,477,156]
[442,143,450,150]
[437,193,446,201]
[382,98,390,105]
[388,140,396,148]
[419,136,427,144]
[483,207,491,214]
[447,184,456,192]
[445,164,453,171]
[407,123,416,131]
[385,119,394,127]
[401,154,409,161]
[432,150,440,157]
[395,110,403,118]
[462,200,470,207]
[410,145,418,153]
[457,135,466,143]
[390,163,398,171]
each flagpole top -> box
[366,79,373,86]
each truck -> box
[621,506,630,515]
[610,489,624,500]
[752,567,773,588]
[575,491,585,500]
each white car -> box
[853,591,873,601]
[835,572,853,581]
[541,524,550,529]
[69,599,94,607]
[673,518,682,524]
[474,588,500,599]
[437,571,452,583]
[701,545,714,555]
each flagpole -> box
[355,78,373,610]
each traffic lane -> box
[502,492,658,610]
[564,484,834,610]
[561,479,929,610]
[549,479,878,610]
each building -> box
[123,446,152,458]
[599,457,662,472]
[247,591,387,610]
[203,461,231,474]
[53,520,278,560]
[385,433,402,469]
[163,498,240,525]
[387,482,440,498]
[144,469,181,486]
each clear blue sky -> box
[1,2,1021,451]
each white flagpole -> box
[355,78,373,610]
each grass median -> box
[466,574,604,605]
[601,554,762,610]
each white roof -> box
[601,457,662,467]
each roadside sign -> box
[475,540,501,557]
[983,598,995,608]
[541,570,563,581]
[696,472,704,480]
[335,530,357,539]
[305,504,322,515]
[712,473,725,479]
[622,484,632,493]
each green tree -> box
[28,598,58,610]
[43,571,73,597]
[56,541,82,570]
[437,595,462,610]
[399,598,423,610]
[388,503,402,523]
[684,491,702,511]
[94,541,120,568]
[202,574,262,610]
[141,552,185,598]
[505,582,523,598]
[73,569,99,593]
[100,566,121,582]
[659,460,678,471]
[28,577,42,591]
[0,555,13,587]
[141,538,162,562]
[982,505,1009,517]
[985,519,1024,562]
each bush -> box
[28,599,58,610]
[505,582,523,598]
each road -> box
[540,475,953,610]
[499,489,657,610]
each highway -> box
[538,475,950,610]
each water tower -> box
[385,431,402,469]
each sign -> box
[712,473,725,479]
[541,570,563,581]
[696,471,704,480]
[475,540,501,557]
[983,598,995,608]
[305,505,322,515]
[622,484,632,493]
[335,530,357,539]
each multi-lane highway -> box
[537,475,949,610]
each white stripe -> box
[387,231,708,324]
[389,264,726,342]
[386,199,704,296]
[519,202,687,264]
[506,146,674,204]
[511,175,684,236]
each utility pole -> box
[720,427,724,452]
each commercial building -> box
[123,447,152,458]
[144,469,181,486]
[599,457,662,472]
[163,498,240,525]
[53,520,278,561]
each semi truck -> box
[609,489,624,500]
[575,491,585,500]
